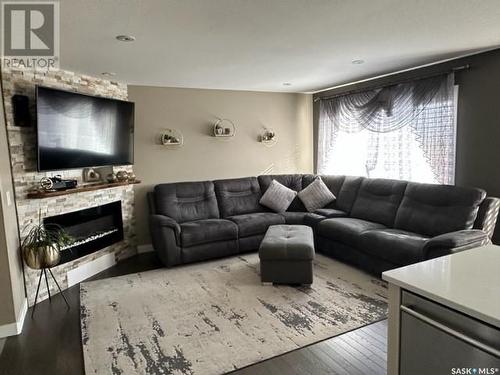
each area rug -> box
[80,254,388,375]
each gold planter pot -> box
[23,244,61,269]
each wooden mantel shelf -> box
[27,180,141,199]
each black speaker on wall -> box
[12,95,31,127]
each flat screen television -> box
[36,86,134,172]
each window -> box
[317,74,457,184]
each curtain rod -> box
[314,64,470,102]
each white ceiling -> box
[59,0,500,93]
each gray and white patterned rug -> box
[80,254,387,375]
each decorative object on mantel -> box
[115,170,129,182]
[213,118,236,138]
[159,128,183,146]
[106,173,118,183]
[39,177,54,191]
[83,168,101,183]
[39,176,78,192]
[22,212,73,316]
[83,166,114,183]
[27,179,141,199]
[127,172,137,182]
[259,128,277,146]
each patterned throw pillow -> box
[298,178,336,212]
[259,180,297,212]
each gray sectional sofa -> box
[148,174,499,274]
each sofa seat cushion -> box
[180,219,238,247]
[280,212,309,224]
[359,229,430,266]
[304,213,327,229]
[318,218,386,245]
[314,208,348,218]
[238,234,265,253]
[228,213,285,237]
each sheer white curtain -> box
[317,74,457,184]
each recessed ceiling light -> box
[282,82,292,86]
[101,72,116,77]
[351,59,365,65]
[116,35,136,42]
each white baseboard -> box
[67,252,116,287]
[0,298,27,338]
[137,244,154,254]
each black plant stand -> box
[32,267,70,317]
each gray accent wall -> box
[129,86,313,246]
[313,48,500,243]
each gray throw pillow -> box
[259,180,297,213]
[298,178,336,212]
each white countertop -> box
[382,244,500,328]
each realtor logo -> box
[1,1,59,68]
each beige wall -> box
[129,86,313,245]
[0,73,25,328]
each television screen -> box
[36,86,134,172]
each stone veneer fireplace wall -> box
[1,68,137,306]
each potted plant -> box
[22,221,73,270]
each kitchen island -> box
[382,244,500,374]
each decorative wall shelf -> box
[213,118,236,138]
[259,128,277,147]
[159,128,183,147]
[27,180,141,199]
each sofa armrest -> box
[149,214,182,267]
[423,230,490,260]
[151,214,181,237]
[473,196,500,239]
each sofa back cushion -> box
[350,178,407,226]
[302,174,317,189]
[154,181,220,223]
[319,175,364,213]
[335,176,364,213]
[258,174,306,211]
[395,182,486,237]
[214,177,262,217]
[318,175,345,200]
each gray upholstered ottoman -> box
[259,225,315,285]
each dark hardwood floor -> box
[0,253,387,375]
[231,320,387,375]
